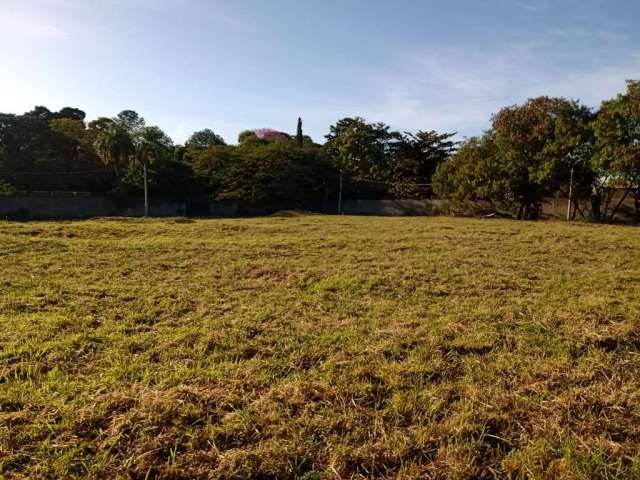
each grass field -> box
[1,215,640,479]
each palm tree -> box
[93,124,134,177]
[135,139,154,217]
[134,127,169,216]
[95,123,169,217]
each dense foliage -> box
[324,117,456,199]
[1,79,639,219]
[0,107,108,192]
[433,81,640,220]
[0,110,455,208]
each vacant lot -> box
[1,215,639,479]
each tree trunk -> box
[143,163,149,217]
[518,201,539,220]
[590,193,602,222]
[601,189,613,222]
[566,166,574,221]
[571,201,579,220]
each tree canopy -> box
[432,92,638,221]
[186,129,226,150]
[1,79,639,220]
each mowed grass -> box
[1,215,639,479]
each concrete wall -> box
[0,195,116,219]
[121,201,186,217]
[0,194,185,220]
[342,197,638,221]
[1,193,637,222]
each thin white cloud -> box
[345,38,640,138]
[0,0,637,145]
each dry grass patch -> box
[1,216,639,478]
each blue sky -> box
[1,0,639,144]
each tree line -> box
[0,108,455,207]
[434,80,640,220]
[0,79,638,221]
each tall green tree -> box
[433,132,509,205]
[93,123,134,177]
[491,97,592,219]
[296,117,303,147]
[115,110,145,137]
[593,80,640,220]
[189,144,238,193]
[434,98,595,219]
[541,102,596,220]
[324,117,393,180]
[185,129,226,150]
[132,126,173,215]
[223,141,329,205]
[1,107,106,192]
[388,130,457,197]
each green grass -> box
[1,215,640,479]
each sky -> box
[1,0,639,144]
